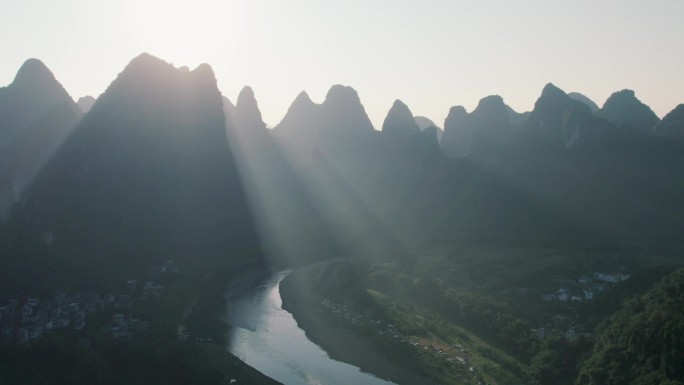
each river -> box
[224,270,397,385]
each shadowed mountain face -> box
[273,85,375,152]
[597,89,660,132]
[559,102,610,148]
[432,83,684,251]
[522,83,612,148]
[2,54,684,296]
[400,126,443,162]
[380,105,443,166]
[76,95,96,113]
[440,105,470,158]
[653,104,684,139]
[506,106,530,126]
[222,95,237,127]
[235,86,267,132]
[2,54,258,291]
[414,116,443,141]
[525,83,580,144]
[440,96,511,158]
[381,100,420,143]
[568,92,600,113]
[0,59,82,219]
[222,85,342,265]
[317,85,375,147]
[471,95,510,125]
[467,95,511,153]
[273,91,321,142]
[0,59,79,123]
[414,116,440,131]
[229,86,273,162]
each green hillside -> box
[576,268,684,385]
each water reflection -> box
[225,271,396,385]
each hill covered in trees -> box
[576,268,684,385]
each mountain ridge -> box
[2,53,258,291]
[597,89,660,133]
[0,58,82,219]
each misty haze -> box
[1,1,684,385]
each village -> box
[310,268,634,384]
[529,270,631,342]
[538,271,630,303]
[319,298,474,369]
[0,260,179,345]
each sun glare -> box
[124,0,244,67]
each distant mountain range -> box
[654,104,684,139]
[1,54,258,292]
[0,59,82,220]
[596,89,660,133]
[2,53,684,294]
[568,92,599,113]
[381,100,421,142]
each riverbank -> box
[279,261,437,385]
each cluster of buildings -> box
[319,298,471,367]
[101,313,149,342]
[531,317,593,342]
[531,271,630,341]
[176,324,212,343]
[0,261,178,345]
[1,291,105,344]
[413,340,471,367]
[540,271,630,303]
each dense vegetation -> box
[0,335,280,385]
[576,268,684,385]
[291,247,681,385]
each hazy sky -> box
[2,0,683,128]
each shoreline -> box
[279,262,437,385]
